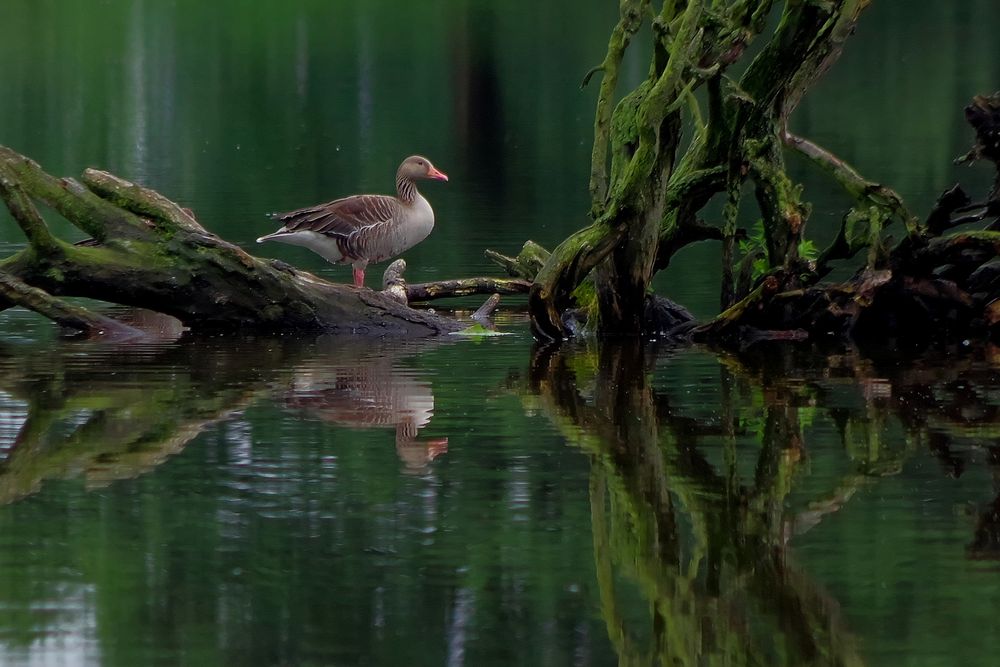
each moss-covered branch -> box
[81,167,208,234]
[484,240,550,280]
[529,219,626,339]
[0,147,145,242]
[0,163,61,256]
[784,129,918,235]
[587,0,650,209]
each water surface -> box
[1,2,1000,665]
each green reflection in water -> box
[522,340,1000,667]
[0,334,604,666]
[0,336,999,664]
[524,342,863,666]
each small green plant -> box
[739,220,819,281]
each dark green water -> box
[2,2,1000,665]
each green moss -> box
[68,241,144,268]
[945,230,1000,242]
[449,323,512,337]
[607,81,650,197]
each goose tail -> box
[256,230,287,243]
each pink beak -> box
[427,166,449,182]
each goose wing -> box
[276,194,401,239]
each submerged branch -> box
[0,271,140,338]
[471,293,502,321]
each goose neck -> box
[395,173,419,204]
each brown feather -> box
[277,194,401,239]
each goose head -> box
[398,155,449,182]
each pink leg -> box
[352,267,365,287]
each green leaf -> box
[752,258,769,280]
[798,239,819,262]
[844,208,872,253]
[449,323,513,337]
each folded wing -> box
[277,194,401,240]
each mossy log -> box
[0,146,463,337]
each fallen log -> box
[0,146,463,337]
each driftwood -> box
[377,258,525,330]
[406,277,529,302]
[381,258,529,304]
[0,146,463,337]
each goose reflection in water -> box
[284,354,448,471]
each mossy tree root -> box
[528,0,882,340]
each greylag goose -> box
[256,155,448,286]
